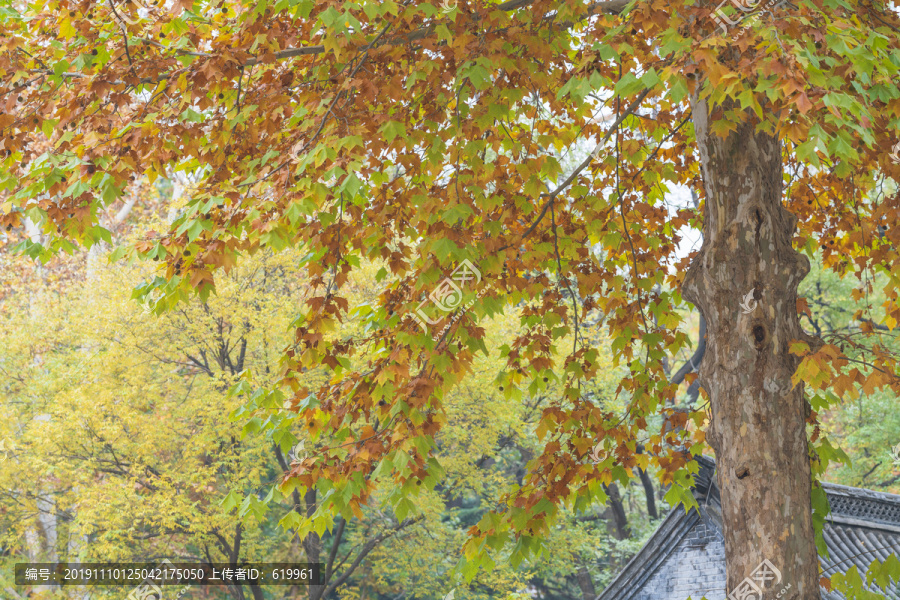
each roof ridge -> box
[690,455,900,509]
[821,481,900,505]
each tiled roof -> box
[822,524,900,600]
[596,455,900,600]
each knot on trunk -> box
[751,323,767,349]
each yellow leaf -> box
[59,19,76,39]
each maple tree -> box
[4,0,900,596]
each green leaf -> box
[394,497,416,522]
[219,490,242,512]
[381,121,407,143]
[614,72,644,96]
[278,510,303,530]
[186,220,205,242]
[241,417,263,438]
[41,119,58,138]
[431,238,459,262]
[867,554,900,589]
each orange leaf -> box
[795,93,813,115]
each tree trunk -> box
[575,565,597,600]
[635,445,659,519]
[637,467,658,520]
[602,483,631,540]
[303,488,324,600]
[682,96,820,599]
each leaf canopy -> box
[3,0,900,574]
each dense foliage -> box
[5,0,900,595]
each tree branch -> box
[325,517,346,584]
[38,0,634,85]
[670,314,707,386]
[321,516,424,598]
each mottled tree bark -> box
[683,96,819,599]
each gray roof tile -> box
[596,456,900,600]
